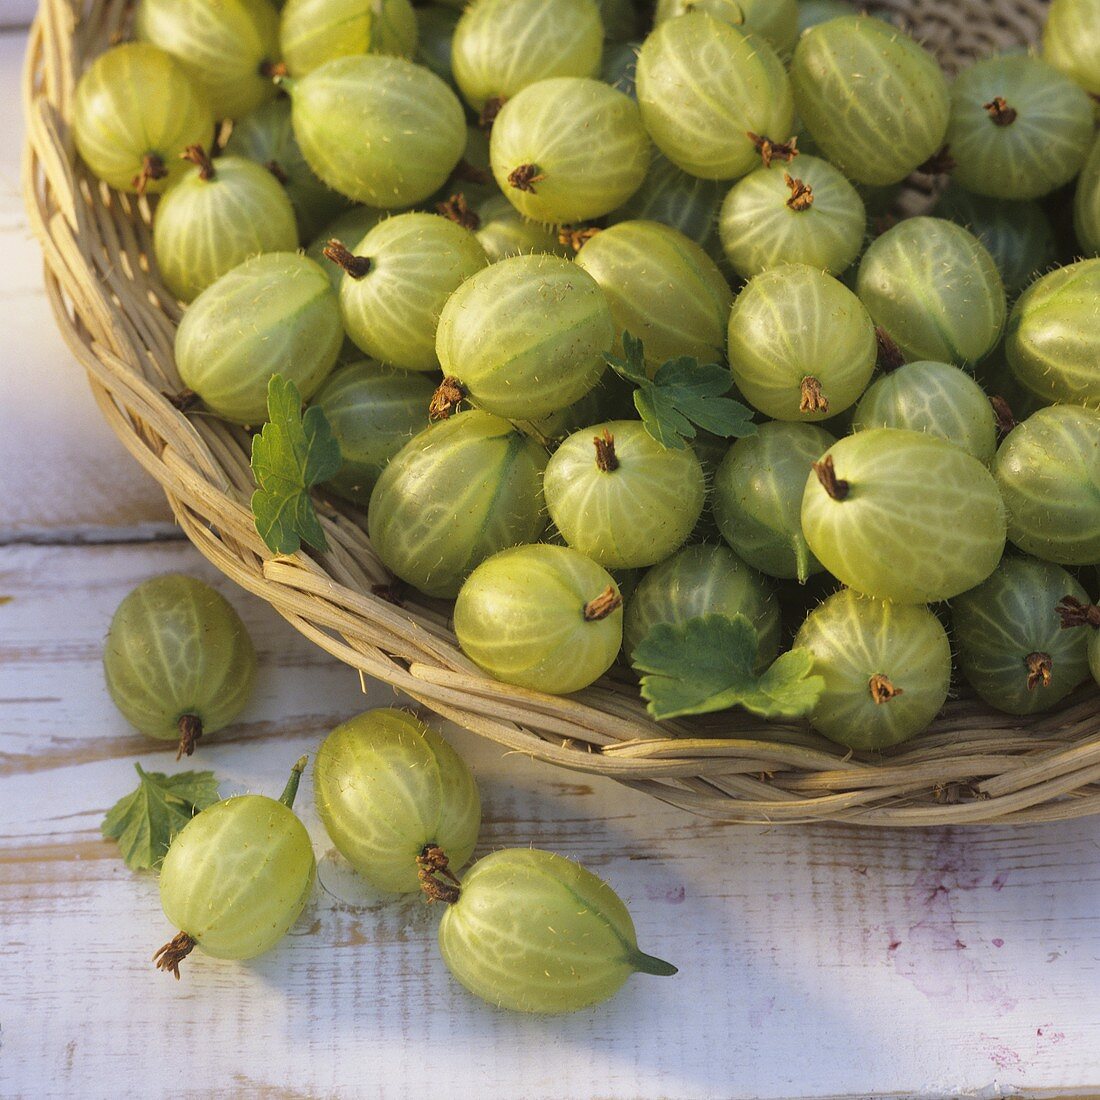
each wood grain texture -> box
[2,542,1099,1100]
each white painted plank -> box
[2,542,1099,1100]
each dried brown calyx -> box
[593,429,619,472]
[322,239,372,279]
[264,159,289,185]
[450,159,492,186]
[983,96,1018,126]
[152,932,196,980]
[479,96,505,131]
[559,225,602,251]
[812,455,849,501]
[784,173,813,211]
[868,674,904,705]
[259,59,288,80]
[417,845,461,905]
[132,152,168,195]
[799,375,829,414]
[436,192,480,230]
[747,131,798,169]
[429,377,466,420]
[1056,596,1100,629]
[989,395,1016,437]
[583,586,623,622]
[165,388,199,412]
[1024,651,1053,691]
[176,714,202,760]
[181,144,217,181]
[917,145,956,175]
[371,581,406,608]
[875,327,905,371]
[508,164,546,193]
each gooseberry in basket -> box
[1042,0,1100,100]
[654,0,799,55]
[280,0,418,77]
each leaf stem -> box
[279,756,308,808]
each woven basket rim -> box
[21,0,1100,826]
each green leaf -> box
[250,374,342,555]
[605,332,757,451]
[632,613,825,721]
[101,764,220,871]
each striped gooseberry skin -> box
[794,589,952,751]
[152,155,299,303]
[159,789,315,961]
[367,410,548,598]
[472,194,572,264]
[286,55,466,208]
[935,185,1058,298]
[718,154,866,279]
[851,361,998,465]
[635,13,794,181]
[454,545,623,694]
[312,360,434,505]
[801,428,1007,604]
[654,0,799,55]
[945,55,1094,201]
[451,0,602,111]
[623,543,780,667]
[73,44,215,194]
[224,99,349,242]
[435,254,614,421]
[727,263,876,422]
[713,421,835,583]
[856,218,1006,367]
[1075,136,1100,256]
[490,78,649,224]
[335,213,488,372]
[1005,258,1100,408]
[543,420,705,570]
[994,405,1100,566]
[953,556,1092,716]
[790,16,949,186]
[1043,0,1100,97]
[313,709,480,894]
[575,220,733,369]
[307,206,388,289]
[280,0,418,76]
[134,0,279,120]
[175,252,342,423]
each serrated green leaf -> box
[250,374,342,555]
[632,613,824,721]
[606,333,756,450]
[101,764,220,871]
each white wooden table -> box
[2,20,1099,1100]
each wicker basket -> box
[22,0,1100,825]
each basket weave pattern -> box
[23,0,1100,824]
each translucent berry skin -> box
[159,789,315,961]
[473,194,573,264]
[719,155,866,279]
[435,255,614,422]
[72,44,215,194]
[451,0,603,111]
[312,361,434,504]
[635,13,794,181]
[152,156,299,303]
[575,221,733,369]
[438,848,674,1013]
[953,556,1091,715]
[134,0,279,120]
[224,99,349,243]
[1043,0,1100,98]
[945,55,1094,201]
[454,545,623,694]
[336,213,488,372]
[801,429,1007,604]
[280,0,419,76]
[490,77,650,224]
[794,589,951,751]
[935,185,1058,298]
[307,206,388,289]
[856,218,1006,367]
[654,0,799,54]
[623,544,780,666]
[994,405,1100,566]
[287,55,466,208]
[790,16,949,186]
[103,575,256,743]
[713,422,835,583]
[1004,258,1100,408]
[544,420,705,570]
[367,411,548,598]
[852,361,998,465]
[314,709,480,894]
[727,264,876,422]
[175,253,342,423]
[1074,136,1100,257]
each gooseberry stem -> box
[583,586,623,622]
[1056,596,1100,629]
[629,949,678,977]
[594,430,619,472]
[176,713,203,760]
[152,931,196,980]
[132,152,167,195]
[417,844,461,905]
[322,239,372,279]
[479,96,504,130]
[875,326,905,371]
[794,538,812,586]
[279,756,309,808]
[181,144,216,180]
[436,193,480,230]
[746,131,798,168]
[812,455,849,501]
